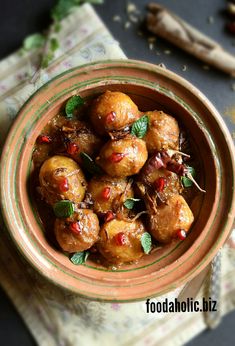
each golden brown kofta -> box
[54,209,100,253]
[90,90,140,135]
[39,155,87,205]
[97,135,148,177]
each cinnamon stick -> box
[147,3,235,76]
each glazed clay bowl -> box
[1,60,235,302]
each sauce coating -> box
[32,90,198,266]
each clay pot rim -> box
[1,59,235,302]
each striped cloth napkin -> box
[0,4,235,346]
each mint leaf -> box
[41,51,54,68]
[51,0,104,21]
[50,38,59,52]
[54,22,62,32]
[131,115,149,138]
[80,152,103,175]
[51,0,81,21]
[85,0,104,3]
[141,232,152,254]
[23,33,45,51]
[123,198,141,209]
[53,200,74,218]
[181,166,196,188]
[41,38,60,68]
[70,250,90,265]
[65,95,84,118]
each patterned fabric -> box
[0,4,234,346]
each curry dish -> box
[32,90,200,266]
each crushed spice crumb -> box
[207,16,214,24]
[164,49,171,55]
[113,15,122,22]
[126,2,139,14]
[129,14,139,23]
[228,2,235,15]
[148,36,157,43]
[127,2,137,13]
[158,63,166,69]
[124,21,131,29]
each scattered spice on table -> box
[207,16,215,24]
[224,105,235,124]
[113,15,122,22]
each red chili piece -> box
[109,152,125,163]
[104,211,115,222]
[226,22,235,34]
[176,229,187,240]
[166,161,186,176]
[114,232,127,246]
[154,177,167,192]
[101,187,111,200]
[58,177,69,192]
[37,135,52,144]
[66,142,79,155]
[105,111,116,124]
[145,152,166,174]
[70,222,81,235]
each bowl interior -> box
[1,60,234,301]
[26,83,214,267]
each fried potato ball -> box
[60,119,103,163]
[90,90,140,135]
[97,135,148,177]
[39,155,87,205]
[97,219,145,264]
[144,111,179,153]
[33,114,67,168]
[54,209,100,253]
[148,194,194,243]
[87,175,134,215]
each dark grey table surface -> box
[0,0,234,345]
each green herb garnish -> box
[65,95,85,118]
[52,0,82,21]
[51,0,103,22]
[141,232,152,254]
[50,37,59,52]
[123,198,141,210]
[70,250,90,265]
[42,52,54,68]
[21,0,103,79]
[53,200,74,218]
[131,115,149,138]
[23,33,45,51]
[80,152,103,175]
[41,38,60,68]
[181,166,196,188]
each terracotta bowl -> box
[1,60,235,302]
